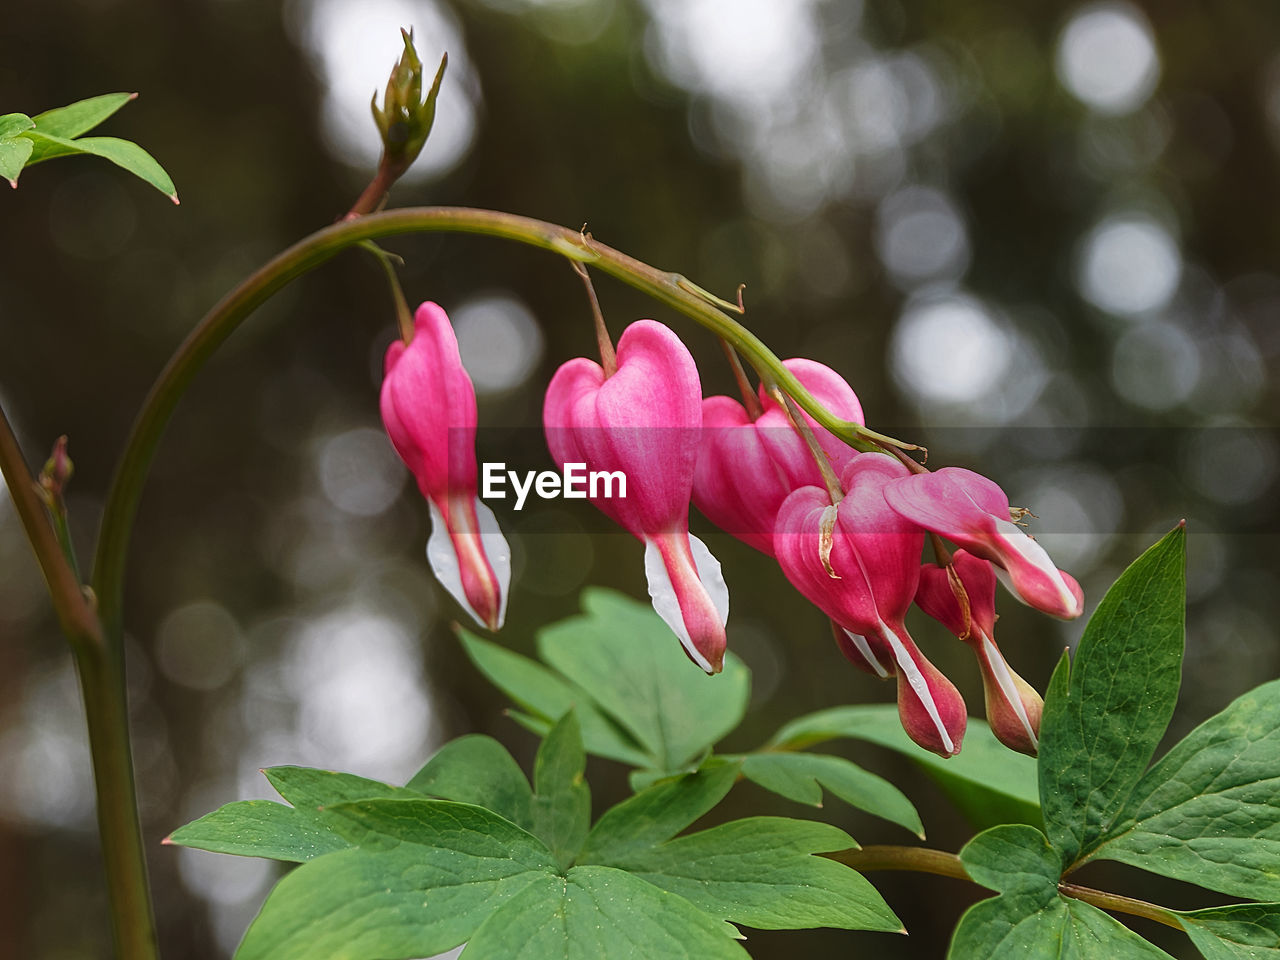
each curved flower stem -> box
[91,205,916,632]
[829,846,1184,932]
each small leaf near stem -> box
[719,339,763,420]
[360,240,414,343]
[36,435,82,581]
[676,276,746,315]
[572,260,616,378]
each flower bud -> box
[371,29,448,175]
[916,550,1043,755]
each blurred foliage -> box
[2,0,1279,957]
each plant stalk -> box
[831,846,1184,932]
[0,406,157,959]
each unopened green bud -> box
[370,28,448,175]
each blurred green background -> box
[2,0,1278,957]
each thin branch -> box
[0,404,101,652]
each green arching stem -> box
[90,205,914,634]
[830,846,1184,932]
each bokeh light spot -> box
[156,601,248,692]
[452,293,546,395]
[1079,215,1181,316]
[318,427,406,517]
[1110,320,1200,410]
[1056,2,1160,115]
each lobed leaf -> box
[739,751,923,837]
[769,703,1040,829]
[407,734,535,831]
[611,816,901,933]
[0,113,34,185]
[1177,903,1280,958]
[165,799,348,862]
[1087,678,1280,899]
[530,710,591,870]
[461,865,748,959]
[537,588,750,771]
[459,628,651,767]
[959,824,1060,895]
[1039,525,1186,867]
[579,759,739,865]
[949,893,1176,959]
[234,799,555,960]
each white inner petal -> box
[843,628,891,678]
[979,633,1037,751]
[993,518,1078,612]
[881,620,954,755]
[474,497,512,629]
[642,534,728,674]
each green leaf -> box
[580,758,740,865]
[166,768,413,864]
[739,751,923,838]
[0,113,34,139]
[1177,903,1280,958]
[459,628,651,767]
[949,892,1176,959]
[407,734,534,831]
[1039,525,1186,867]
[165,799,349,862]
[613,816,901,933]
[262,765,416,809]
[235,798,556,960]
[32,93,135,138]
[1088,678,1280,899]
[461,864,748,959]
[770,704,1040,830]
[531,710,591,870]
[959,824,1060,895]
[0,114,35,186]
[537,588,751,770]
[20,131,178,202]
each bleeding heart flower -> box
[775,453,967,757]
[543,319,728,673]
[693,359,864,556]
[916,550,1043,756]
[883,467,1084,620]
[381,302,511,630]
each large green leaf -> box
[739,751,923,837]
[579,759,740,865]
[459,629,651,766]
[537,589,750,771]
[461,865,748,959]
[1177,903,1280,958]
[20,130,177,202]
[165,800,349,862]
[31,92,135,138]
[948,894,1176,959]
[951,821,1176,959]
[612,816,901,933]
[235,798,556,960]
[1086,678,1280,899]
[530,711,591,870]
[769,704,1040,829]
[1039,525,1186,867]
[407,734,535,831]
